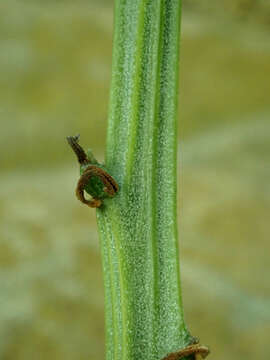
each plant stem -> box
[96,1,193,359]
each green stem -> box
[96,1,193,359]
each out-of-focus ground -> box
[0,1,270,359]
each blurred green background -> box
[0,1,269,359]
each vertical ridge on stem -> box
[155,1,192,355]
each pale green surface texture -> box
[96,1,191,359]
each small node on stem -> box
[161,343,210,360]
[67,135,119,208]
